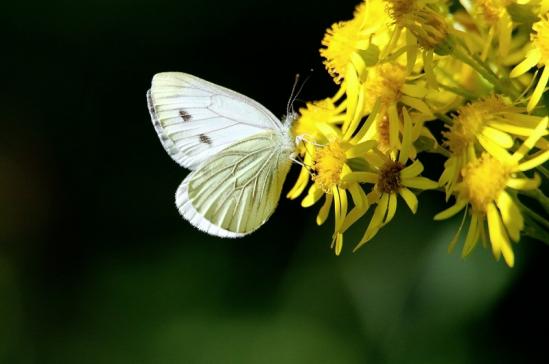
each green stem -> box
[451,45,520,99]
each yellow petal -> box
[346,140,377,158]
[512,117,548,163]
[477,134,512,163]
[401,176,439,190]
[355,193,389,250]
[334,233,343,256]
[482,127,514,149]
[388,103,401,150]
[406,29,418,74]
[385,193,398,224]
[518,150,549,171]
[401,159,424,179]
[434,199,468,220]
[399,107,413,163]
[510,51,541,78]
[342,171,378,184]
[487,203,515,267]
[399,187,418,214]
[302,184,323,207]
[400,95,432,116]
[527,66,549,112]
[316,193,333,225]
[401,84,427,98]
[333,187,348,233]
[341,184,370,232]
[506,173,541,190]
[462,213,480,257]
[495,191,523,242]
[287,164,312,199]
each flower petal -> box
[399,187,418,214]
[341,184,369,232]
[527,66,549,112]
[342,171,378,184]
[355,193,389,250]
[518,150,549,171]
[482,127,514,149]
[302,184,323,207]
[385,193,398,224]
[510,50,540,78]
[506,173,541,190]
[434,199,468,220]
[495,191,523,242]
[512,117,548,163]
[346,140,377,158]
[316,193,333,225]
[487,203,515,267]
[401,159,424,178]
[462,213,480,257]
[401,176,439,190]
[399,107,413,163]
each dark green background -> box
[1,1,547,363]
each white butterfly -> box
[147,72,296,237]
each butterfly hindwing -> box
[147,72,283,170]
[175,130,293,236]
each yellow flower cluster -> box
[289,0,549,267]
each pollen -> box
[458,153,509,213]
[321,18,362,84]
[313,141,348,191]
[377,160,405,194]
[533,14,549,62]
[443,96,507,154]
[364,63,407,110]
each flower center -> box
[321,19,362,84]
[313,141,347,191]
[377,160,404,194]
[364,63,406,110]
[533,14,549,62]
[443,95,507,154]
[458,153,509,213]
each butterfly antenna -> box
[287,73,301,117]
[286,69,314,120]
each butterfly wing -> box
[147,72,283,169]
[176,130,293,237]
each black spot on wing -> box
[179,110,192,122]
[199,133,212,145]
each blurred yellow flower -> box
[435,117,549,267]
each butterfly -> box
[147,72,296,237]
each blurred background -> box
[1,0,547,363]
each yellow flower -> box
[342,108,439,250]
[287,91,346,200]
[435,117,549,267]
[300,124,377,255]
[384,0,453,86]
[320,0,394,84]
[510,13,549,111]
[343,62,435,156]
[472,0,514,58]
[439,95,546,198]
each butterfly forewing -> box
[148,72,283,170]
[176,131,292,236]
